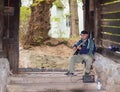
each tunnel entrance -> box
[0,0,120,73]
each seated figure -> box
[65,30,96,76]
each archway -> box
[1,0,120,74]
[18,0,84,73]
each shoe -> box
[65,72,74,76]
[85,72,90,75]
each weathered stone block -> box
[94,53,120,92]
[0,58,10,92]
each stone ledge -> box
[0,58,10,92]
[94,53,120,92]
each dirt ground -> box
[19,38,83,69]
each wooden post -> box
[9,0,20,73]
[83,0,95,37]
[0,0,4,52]
[89,0,95,33]
[83,0,90,31]
[94,0,102,47]
[3,0,20,73]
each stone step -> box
[7,82,103,92]
[7,72,105,92]
[9,76,83,84]
[9,72,83,84]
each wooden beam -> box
[102,2,120,12]
[101,12,120,19]
[101,39,120,48]
[101,20,120,27]
[102,34,120,43]
[101,0,118,4]
[102,27,120,34]
[96,47,120,63]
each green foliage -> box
[20,6,31,43]
[20,6,31,21]
[78,0,82,3]
[34,36,43,43]
[36,0,44,2]
[31,0,44,7]
[53,0,64,8]
[102,0,120,5]
[31,0,54,7]
[51,17,60,22]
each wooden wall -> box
[94,0,120,63]
[3,0,20,73]
[101,0,120,48]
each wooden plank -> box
[101,12,120,19]
[90,0,94,11]
[94,0,102,46]
[96,47,120,63]
[101,2,120,12]
[101,39,120,48]
[102,34,120,43]
[12,0,20,73]
[102,27,120,34]
[101,0,118,4]
[84,0,90,31]
[0,0,3,51]
[6,0,20,73]
[101,20,120,26]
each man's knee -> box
[70,56,76,63]
[84,55,93,62]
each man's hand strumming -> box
[77,46,82,50]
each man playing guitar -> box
[65,30,96,76]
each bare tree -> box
[69,0,79,37]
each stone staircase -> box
[7,71,106,92]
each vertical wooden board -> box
[94,0,102,46]
[8,43,18,73]
[8,44,14,70]
[12,0,20,73]
[7,0,20,73]
[0,0,4,51]
[84,0,90,31]
[0,0,4,10]
[90,0,94,11]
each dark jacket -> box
[73,38,96,56]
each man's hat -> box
[81,30,88,34]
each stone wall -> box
[0,58,10,92]
[94,53,120,92]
